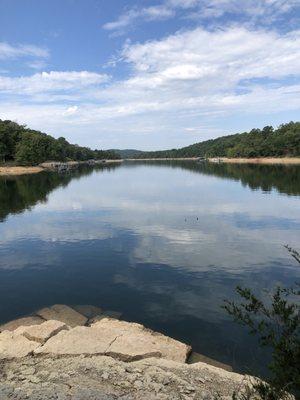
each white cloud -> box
[0,42,49,60]
[0,27,300,148]
[102,0,300,33]
[102,5,174,31]
[0,71,109,95]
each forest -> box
[132,122,300,159]
[0,119,120,165]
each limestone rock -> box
[0,316,44,332]
[15,320,69,344]
[0,331,40,359]
[35,326,116,355]
[71,305,103,319]
[35,304,87,327]
[93,319,191,363]
[36,318,190,363]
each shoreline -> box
[0,159,123,176]
[126,157,300,164]
[208,157,300,165]
[1,156,299,176]
[0,166,44,176]
[0,304,251,399]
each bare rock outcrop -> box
[0,355,249,400]
[35,318,191,363]
[0,305,253,399]
[93,319,190,363]
[15,320,69,344]
[0,331,40,359]
[0,316,44,332]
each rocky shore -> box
[0,304,254,399]
[0,160,123,176]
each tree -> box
[223,246,300,400]
[0,119,120,165]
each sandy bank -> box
[0,159,123,176]
[208,157,300,165]
[0,166,44,176]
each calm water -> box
[0,161,299,375]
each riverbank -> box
[0,304,254,399]
[126,158,199,161]
[126,157,300,164]
[0,160,123,176]
[208,157,300,164]
[1,157,299,176]
[0,166,44,176]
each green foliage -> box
[223,247,300,399]
[134,122,300,159]
[0,119,120,166]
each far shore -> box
[126,157,199,161]
[126,157,300,164]
[208,157,300,164]
[1,156,300,176]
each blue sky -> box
[0,0,300,150]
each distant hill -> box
[111,149,143,158]
[133,122,300,159]
[0,120,120,166]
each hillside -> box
[0,120,120,166]
[133,122,300,159]
[111,149,143,158]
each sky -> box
[0,0,300,150]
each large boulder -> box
[15,320,69,344]
[93,319,191,363]
[0,316,44,332]
[36,318,191,363]
[0,331,40,359]
[35,326,116,355]
[35,304,87,327]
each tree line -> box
[0,120,120,165]
[132,122,300,159]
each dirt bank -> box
[0,160,123,176]
[208,157,300,165]
[0,166,44,176]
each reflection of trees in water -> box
[0,161,299,223]
[125,160,300,197]
[0,163,121,222]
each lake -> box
[0,161,299,375]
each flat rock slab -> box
[37,318,190,363]
[35,326,115,355]
[36,304,87,327]
[15,320,69,344]
[0,316,44,332]
[0,331,40,359]
[93,319,191,363]
[71,305,103,319]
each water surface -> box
[0,161,299,375]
